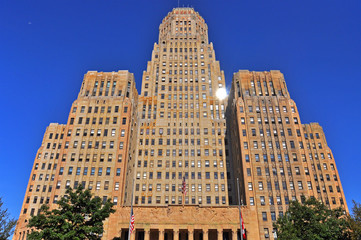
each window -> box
[257,167,262,176]
[271,211,276,221]
[298,181,303,190]
[260,196,265,205]
[262,212,267,221]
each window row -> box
[69,117,127,125]
[242,105,296,114]
[135,182,226,192]
[65,128,123,138]
[240,116,299,125]
[36,152,123,163]
[140,127,225,136]
[56,166,121,177]
[244,152,332,164]
[139,138,224,146]
[134,195,226,205]
[255,195,291,207]
[137,160,224,168]
[246,127,301,137]
[135,171,225,180]
[47,133,64,140]
[138,148,224,157]
[243,140,297,150]
[72,105,128,115]
[247,181,304,191]
[61,140,125,150]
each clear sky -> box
[0,0,360,221]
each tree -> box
[273,196,349,240]
[28,185,115,240]
[0,197,17,240]
[347,200,361,240]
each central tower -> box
[127,8,229,206]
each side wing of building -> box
[226,70,348,239]
[13,70,139,239]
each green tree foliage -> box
[28,185,115,240]
[0,197,17,240]
[347,200,361,240]
[273,196,349,240]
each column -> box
[145,230,150,240]
[160,229,165,240]
[232,229,237,240]
[203,230,208,240]
[217,229,223,240]
[174,230,179,240]
[130,230,136,240]
[188,230,194,240]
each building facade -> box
[226,70,347,238]
[13,8,347,240]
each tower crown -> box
[159,7,208,43]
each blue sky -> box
[0,0,360,220]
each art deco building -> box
[14,71,139,239]
[226,70,347,238]
[128,7,228,207]
[14,8,347,240]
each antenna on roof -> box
[178,0,180,8]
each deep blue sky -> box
[0,0,360,220]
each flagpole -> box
[128,179,135,240]
[182,172,184,206]
[182,173,186,206]
[237,178,243,240]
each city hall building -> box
[13,8,347,240]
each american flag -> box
[240,210,246,239]
[182,176,187,195]
[129,207,135,235]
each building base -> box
[104,205,260,240]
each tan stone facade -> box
[131,7,228,207]
[13,7,347,240]
[14,70,139,239]
[226,70,348,238]
[104,206,260,240]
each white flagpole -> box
[128,179,135,240]
[237,178,243,240]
